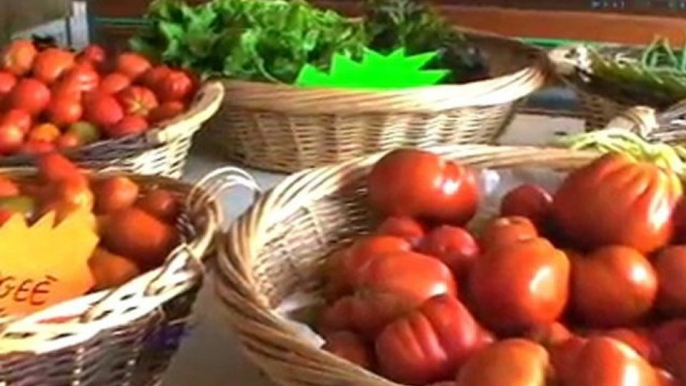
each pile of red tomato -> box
[0,39,198,156]
[315,148,686,386]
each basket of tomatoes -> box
[0,39,224,178]
[0,152,256,386]
[216,144,686,386]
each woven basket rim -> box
[0,82,225,167]
[0,168,222,356]
[214,145,601,386]
[219,33,551,114]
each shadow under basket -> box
[214,144,600,386]
[0,82,224,179]
[0,167,256,386]
[211,33,551,173]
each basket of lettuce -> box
[132,0,550,172]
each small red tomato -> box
[654,245,686,316]
[479,216,538,251]
[376,295,491,385]
[156,70,195,102]
[51,76,83,101]
[455,339,549,386]
[46,98,83,127]
[500,183,553,228]
[136,189,180,223]
[116,53,152,81]
[1,109,31,133]
[78,44,106,66]
[32,48,76,84]
[85,94,124,127]
[148,101,186,124]
[571,245,657,328]
[368,149,480,225]
[375,216,426,245]
[419,225,479,279]
[99,73,132,95]
[592,328,660,363]
[322,331,374,370]
[28,123,61,143]
[318,293,402,338]
[0,123,25,154]
[469,237,570,334]
[9,78,50,116]
[141,65,172,88]
[55,132,82,150]
[105,115,149,138]
[116,86,159,116]
[62,62,100,93]
[0,71,17,97]
[1,40,38,76]
[19,140,55,155]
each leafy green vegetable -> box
[295,48,449,89]
[362,0,489,83]
[131,0,368,83]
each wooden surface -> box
[91,0,686,47]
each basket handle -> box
[604,106,659,138]
[81,167,262,323]
[548,44,590,76]
[144,81,225,145]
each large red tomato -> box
[105,115,149,138]
[469,237,570,334]
[84,93,124,128]
[155,70,195,102]
[570,245,657,328]
[1,109,31,133]
[115,53,152,81]
[455,339,548,386]
[566,337,659,386]
[375,295,491,385]
[46,98,83,127]
[479,216,538,251]
[62,62,100,93]
[651,319,686,355]
[32,48,76,84]
[324,235,412,298]
[663,341,686,383]
[0,123,25,154]
[8,78,50,116]
[552,153,682,254]
[367,149,480,225]
[654,246,686,316]
[1,40,37,76]
[99,73,132,95]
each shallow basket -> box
[0,167,257,386]
[0,82,224,179]
[210,33,551,173]
[549,43,685,131]
[214,144,600,386]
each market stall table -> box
[162,112,586,386]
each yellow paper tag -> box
[0,211,99,317]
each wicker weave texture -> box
[210,33,551,173]
[215,145,599,386]
[0,167,256,386]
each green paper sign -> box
[295,48,449,90]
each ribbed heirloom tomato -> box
[552,153,683,254]
[375,295,491,385]
[367,149,479,225]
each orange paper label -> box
[0,211,99,317]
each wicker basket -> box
[210,33,551,173]
[548,43,685,132]
[214,144,602,386]
[0,166,258,386]
[0,82,224,179]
